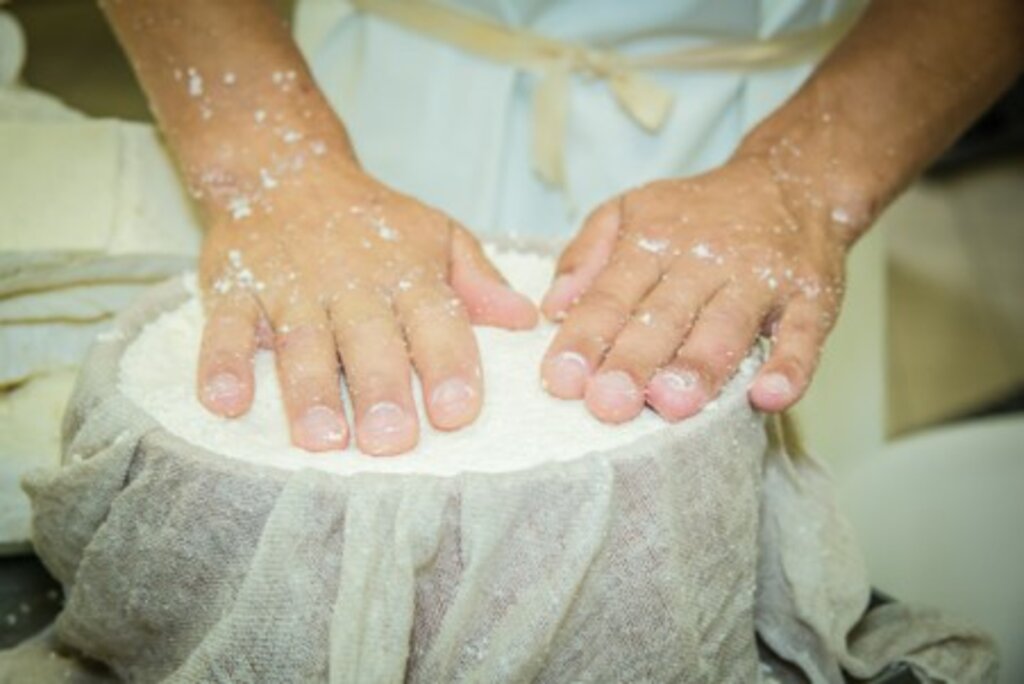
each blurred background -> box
[2,0,1023,681]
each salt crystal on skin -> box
[187,68,203,97]
[213,278,232,295]
[830,207,854,226]
[260,169,278,189]
[120,251,761,475]
[372,219,399,242]
[690,243,714,260]
[254,110,267,124]
[637,236,669,254]
[228,197,252,220]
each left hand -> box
[539,155,849,424]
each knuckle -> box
[644,296,697,336]
[691,337,747,373]
[698,304,754,334]
[347,370,403,401]
[578,287,632,322]
[274,320,329,353]
[607,334,660,371]
[279,372,335,404]
[200,348,248,372]
[404,295,468,335]
[333,306,394,338]
[784,314,819,340]
[783,303,832,340]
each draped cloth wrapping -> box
[350,0,865,187]
[0,277,997,683]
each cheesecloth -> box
[6,278,997,683]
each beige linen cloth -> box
[0,277,999,683]
[0,8,197,550]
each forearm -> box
[99,0,358,223]
[737,0,1024,245]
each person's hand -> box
[197,165,537,455]
[540,155,848,424]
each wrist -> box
[187,126,365,230]
[734,98,886,250]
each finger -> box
[272,302,349,451]
[585,271,721,423]
[328,290,418,456]
[648,284,772,422]
[541,198,621,320]
[749,297,834,412]
[541,246,661,402]
[197,293,260,418]
[395,283,482,430]
[449,224,538,330]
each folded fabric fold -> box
[4,277,998,683]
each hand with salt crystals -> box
[101,0,537,456]
[540,155,848,425]
[198,171,537,456]
[536,0,1024,426]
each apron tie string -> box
[350,0,862,189]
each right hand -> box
[196,164,537,456]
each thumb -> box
[449,224,539,330]
[541,197,621,321]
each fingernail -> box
[586,371,643,423]
[758,372,793,399]
[543,351,589,398]
[295,405,347,451]
[360,402,413,455]
[647,369,704,421]
[651,369,698,394]
[203,372,243,410]
[430,378,477,429]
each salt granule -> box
[228,196,252,220]
[636,236,669,254]
[186,68,203,97]
[690,243,714,260]
[830,207,854,226]
[260,168,278,190]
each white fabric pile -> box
[0,9,200,550]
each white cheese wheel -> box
[118,249,759,476]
